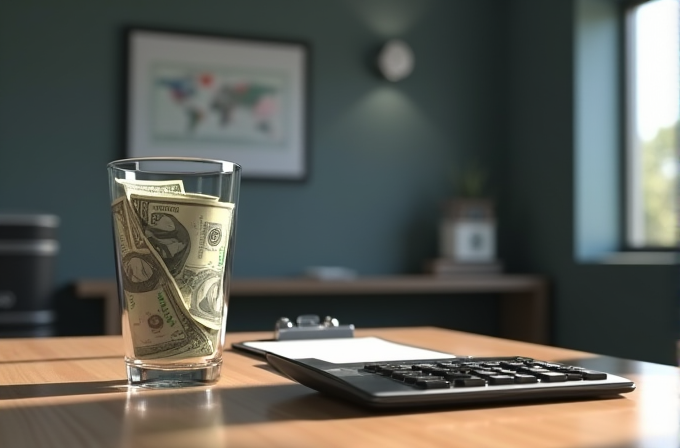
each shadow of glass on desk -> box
[0,380,129,400]
[0,355,123,366]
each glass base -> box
[126,361,221,388]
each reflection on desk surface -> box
[557,355,680,376]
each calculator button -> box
[582,371,607,380]
[391,370,418,380]
[413,364,437,370]
[535,372,568,382]
[443,372,473,381]
[500,362,524,370]
[422,367,451,375]
[453,377,486,387]
[488,375,514,385]
[415,378,451,389]
[461,362,483,368]
[436,362,458,368]
[481,362,501,368]
[566,372,583,381]
[545,363,565,369]
[403,375,433,384]
[472,370,496,378]
[377,365,412,375]
[514,374,538,384]
[519,367,550,374]
[363,364,384,372]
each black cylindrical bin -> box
[0,214,59,337]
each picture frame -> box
[125,28,309,180]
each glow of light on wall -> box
[347,0,432,37]
[323,85,443,152]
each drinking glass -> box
[107,157,240,387]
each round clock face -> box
[377,39,414,82]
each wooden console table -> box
[75,275,548,344]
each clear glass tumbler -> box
[107,157,240,387]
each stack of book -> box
[424,258,503,277]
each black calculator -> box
[266,354,636,409]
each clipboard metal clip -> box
[274,314,355,341]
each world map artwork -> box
[151,65,287,146]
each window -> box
[625,0,680,248]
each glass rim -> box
[107,156,241,175]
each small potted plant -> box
[428,164,500,275]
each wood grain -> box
[0,327,676,448]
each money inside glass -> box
[112,179,235,359]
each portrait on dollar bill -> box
[125,27,309,180]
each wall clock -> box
[377,39,414,82]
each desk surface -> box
[0,327,676,448]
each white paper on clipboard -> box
[241,337,456,364]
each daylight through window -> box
[626,0,680,248]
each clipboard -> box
[231,314,457,364]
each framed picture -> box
[125,28,309,180]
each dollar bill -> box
[111,197,217,359]
[128,193,235,330]
[184,192,220,201]
[115,179,186,199]
[114,179,222,203]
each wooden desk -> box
[0,327,676,448]
[75,275,548,343]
